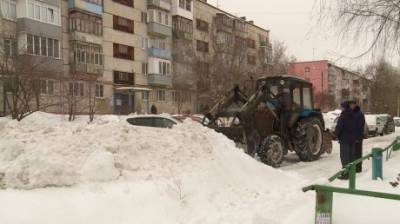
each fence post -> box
[315,190,333,224]
[349,165,356,190]
[372,148,383,180]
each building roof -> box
[196,0,270,33]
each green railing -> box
[303,136,400,224]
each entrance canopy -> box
[115,87,152,92]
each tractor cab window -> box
[302,87,313,110]
[292,87,301,108]
[269,85,278,96]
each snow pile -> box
[323,109,341,131]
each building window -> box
[142,92,149,100]
[112,0,133,7]
[83,0,102,5]
[69,82,84,97]
[141,12,147,23]
[27,34,60,59]
[247,55,256,65]
[173,16,193,34]
[95,84,104,98]
[73,42,103,66]
[142,62,148,75]
[178,0,191,11]
[113,71,134,85]
[113,43,134,60]
[40,80,54,95]
[179,0,184,8]
[1,0,16,20]
[157,90,166,101]
[113,15,134,33]
[158,61,170,75]
[141,37,149,49]
[69,11,103,36]
[148,9,170,26]
[196,19,209,32]
[3,38,17,57]
[27,0,60,25]
[305,67,310,72]
[196,40,209,53]
[247,38,256,49]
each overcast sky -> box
[206,0,394,68]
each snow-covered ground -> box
[0,113,399,224]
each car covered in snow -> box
[126,115,181,128]
[365,114,385,136]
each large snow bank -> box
[0,112,300,190]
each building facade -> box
[288,60,372,111]
[0,0,271,115]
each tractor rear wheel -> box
[293,117,324,161]
[258,135,284,167]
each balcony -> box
[148,47,172,60]
[69,31,103,45]
[114,73,135,86]
[71,63,104,75]
[68,0,103,16]
[147,0,171,11]
[148,22,172,37]
[148,74,172,87]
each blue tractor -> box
[204,75,332,167]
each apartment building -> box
[171,0,272,113]
[288,60,372,111]
[0,0,271,115]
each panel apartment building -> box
[288,60,372,112]
[0,0,271,115]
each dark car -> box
[379,114,395,134]
[126,116,180,128]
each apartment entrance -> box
[114,92,134,115]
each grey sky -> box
[206,0,390,68]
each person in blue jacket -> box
[350,100,365,173]
[335,101,357,179]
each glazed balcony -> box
[147,74,172,87]
[68,0,103,16]
[147,0,171,11]
[71,63,104,75]
[148,47,172,60]
[148,22,172,37]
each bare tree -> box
[318,0,400,57]
[269,40,296,75]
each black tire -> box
[258,135,284,167]
[293,117,324,161]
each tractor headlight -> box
[280,80,285,85]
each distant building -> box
[288,60,372,111]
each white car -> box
[126,115,181,129]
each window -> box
[142,92,149,100]
[158,61,170,75]
[247,55,256,65]
[95,84,104,98]
[141,12,147,23]
[173,15,193,34]
[4,38,16,57]
[113,15,134,33]
[113,71,134,85]
[142,62,148,75]
[247,38,256,49]
[27,34,60,59]
[83,0,102,5]
[113,43,134,60]
[74,42,103,66]
[157,90,166,101]
[112,0,133,7]
[1,0,16,20]
[141,37,148,49]
[303,87,313,109]
[196,40,209,53]
[69,11,103,36]
[40,80,54,95]
[69,82,84,97]
[27,0,60,25]
[292,87,301,107]
[185,0,191,11]
[196,19,209,32]
[305,67,310,72]
[148,9,170,26]
[179,0,184,8]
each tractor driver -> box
[279,89,292,139]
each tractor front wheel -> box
[258,135,284,167]
[294,117,324,161]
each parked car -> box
[394,117,400,127]
[126,115,181,128]
[378,114,395,134]
[330,115,369,139]
[365,114,385,136]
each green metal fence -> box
[303,136,400,224]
